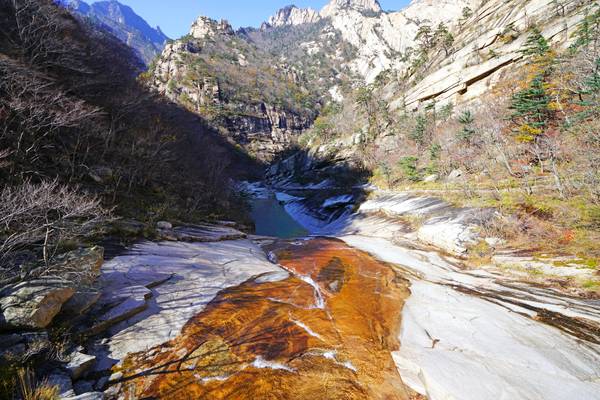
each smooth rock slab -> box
[94,240,281,366]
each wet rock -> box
[115,239,410,399]
[94,240,281,364]
[67,351,96,379]
[0,279,75,330]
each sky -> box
[94,0,412,38]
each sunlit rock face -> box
[115,238,412,399]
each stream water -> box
[250,197,308,238]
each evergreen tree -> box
[571,5,600,49]
[434,23,455,56]
[410,114,428,146]
[457,110,476,142]
[415,25,433,49]
[520,27,550,58]
[510,75,551,141]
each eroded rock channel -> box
[112,238,413,399]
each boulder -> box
[50,247,104,286]
[66,351,96,379]
[61,290,101,316]
[423,174,439,183]
[112,219,145,237]
[447,169,464,182]
[156,221,173,230]
[0,279,75,330]
[88,286,151,335]
[89,167,113,184]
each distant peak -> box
[321,0,382,16]
[264,4,321,29]
[189,16,234,38]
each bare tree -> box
[0,180,109,283]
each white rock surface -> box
[67,351,96,379]
[275,185,600,399]
[340,234,600,400]
[94,240,282,367]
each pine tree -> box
[415,25,433,49]
[571,5,600,49]
[457,110,476,142]
[434,23,455,56]
[520,27,550,58]
[510,75,551,142]
[410,114,428,146]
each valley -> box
[1,0,599,399]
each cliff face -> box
[150,17,316,160]
[391,0,594,110]
[151,0,593,162]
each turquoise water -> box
[250,197,308,238]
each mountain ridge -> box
[59,0,169,65]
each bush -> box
[398,156,420,182]
[0,181,108,281]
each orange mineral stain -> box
[115,238,411,399]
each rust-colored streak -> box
[117,238,411,399]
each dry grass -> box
[18,368,59,400]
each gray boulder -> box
[61,289,101,316]
[156,221,173,230]
[0,279,74,330]
[66,351,96,379]
[50,247,104,286]
[447,169,464,182]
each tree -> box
[434,23,455,56]
[520,27,551,58]
[398,156,420,182]
[410,114,428,147]
[462,7,473,20]
[415,25,434,49]
[571,5,600,50]
[510,75,551,139]
[457,110,476,142]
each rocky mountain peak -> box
[189,16,234,39]
[321,0,382,16]
[265,5,321,28]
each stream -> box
[108,184,600,400]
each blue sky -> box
[95,1,412,38]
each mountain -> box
[59,0,169,65]
[146,0,598,220]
